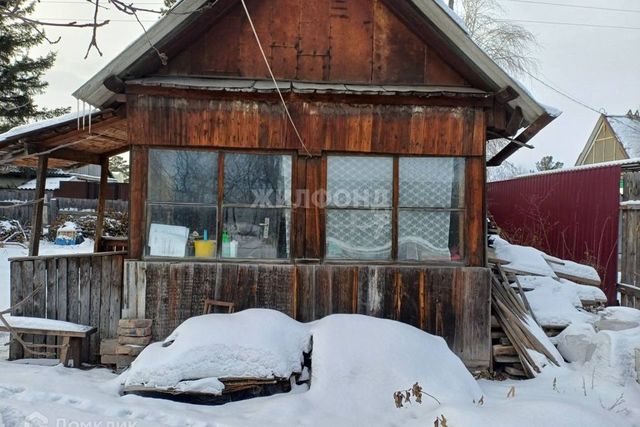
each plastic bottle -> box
[230,240,238,258]
[222,231,231,257]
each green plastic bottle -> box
[222,231,231,257]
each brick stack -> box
[100,319,152,371]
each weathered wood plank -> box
[78,257,91,361]
[110,255,123,339]
[20,261,34,350]
[295,265,315,322]
[32,259,47,349]
[100,256,112,338]
[66,258,79,324]
[89,256,102,361]
[45,258,57,349]
[9,261,24,360]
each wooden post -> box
[94,156,109,253]
[28,155,48,256]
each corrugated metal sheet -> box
[488,165,621,304]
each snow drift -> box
[123,309,481,406]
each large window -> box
[326,156,393,260]
[145,149,292,260]
[398,157,464,262]
[146,150,218,258]
[223,154,292,259]
[326,155,465,262]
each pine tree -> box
[0,0,69,133]
[109,155,129,182]
[535,156,564,172]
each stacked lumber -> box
[490,264,561,379]
[100,319,152,371]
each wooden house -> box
[1,0,556,369]
[576,111,640,165]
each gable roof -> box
[576,113,640,165]
[73,0,552,127]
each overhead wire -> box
[238,0,312,158]
[499,0,640,14]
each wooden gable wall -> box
[580,119,629,165]
[157,0,469,86]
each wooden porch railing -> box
[618,283,640,309]
[9,251,126,363]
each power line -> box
[499,18,640,30]
[500,0,640,14]
[31,17,157,22]
[524,71,640,135]
[523,70,602,115]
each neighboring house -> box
[576,111,640,165]
[0,165,69,189]
[0,0,557,368]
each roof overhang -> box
[0,110,128,168]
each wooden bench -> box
[0,316,97,368]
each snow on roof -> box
[607,115,640,158]
[0,110,98,144]
[492,157,640,183]
[18,177,77,191]
[432,0,470,33]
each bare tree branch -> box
[456,0,539,77]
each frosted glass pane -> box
[327,156,393,207]
[398,210,462,261]
[326,210,392,260]
[399,157,464,208]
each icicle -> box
[88,106,92,133]
[76,98,80,130]
[82,102,86,129]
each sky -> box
[25,0,640,170]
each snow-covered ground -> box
[0,310,638,427]
[0,237,639,426]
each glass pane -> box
[399,157,464,208]
[148,149,218,204]
[326,210,392,260]
[222,208,291,259]
[224,154,292,206]
[146,204,217,258]
[327,156,393,208]
[398,210,463,261]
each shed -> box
[1,0,556,369]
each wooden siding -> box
[127,94,485,156]
[123,261,491,369]
[9,253,125,363]
[158,0,468,87]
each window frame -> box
[144,147,295,262]
[324,153,466,265]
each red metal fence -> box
[488,165,621,303]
